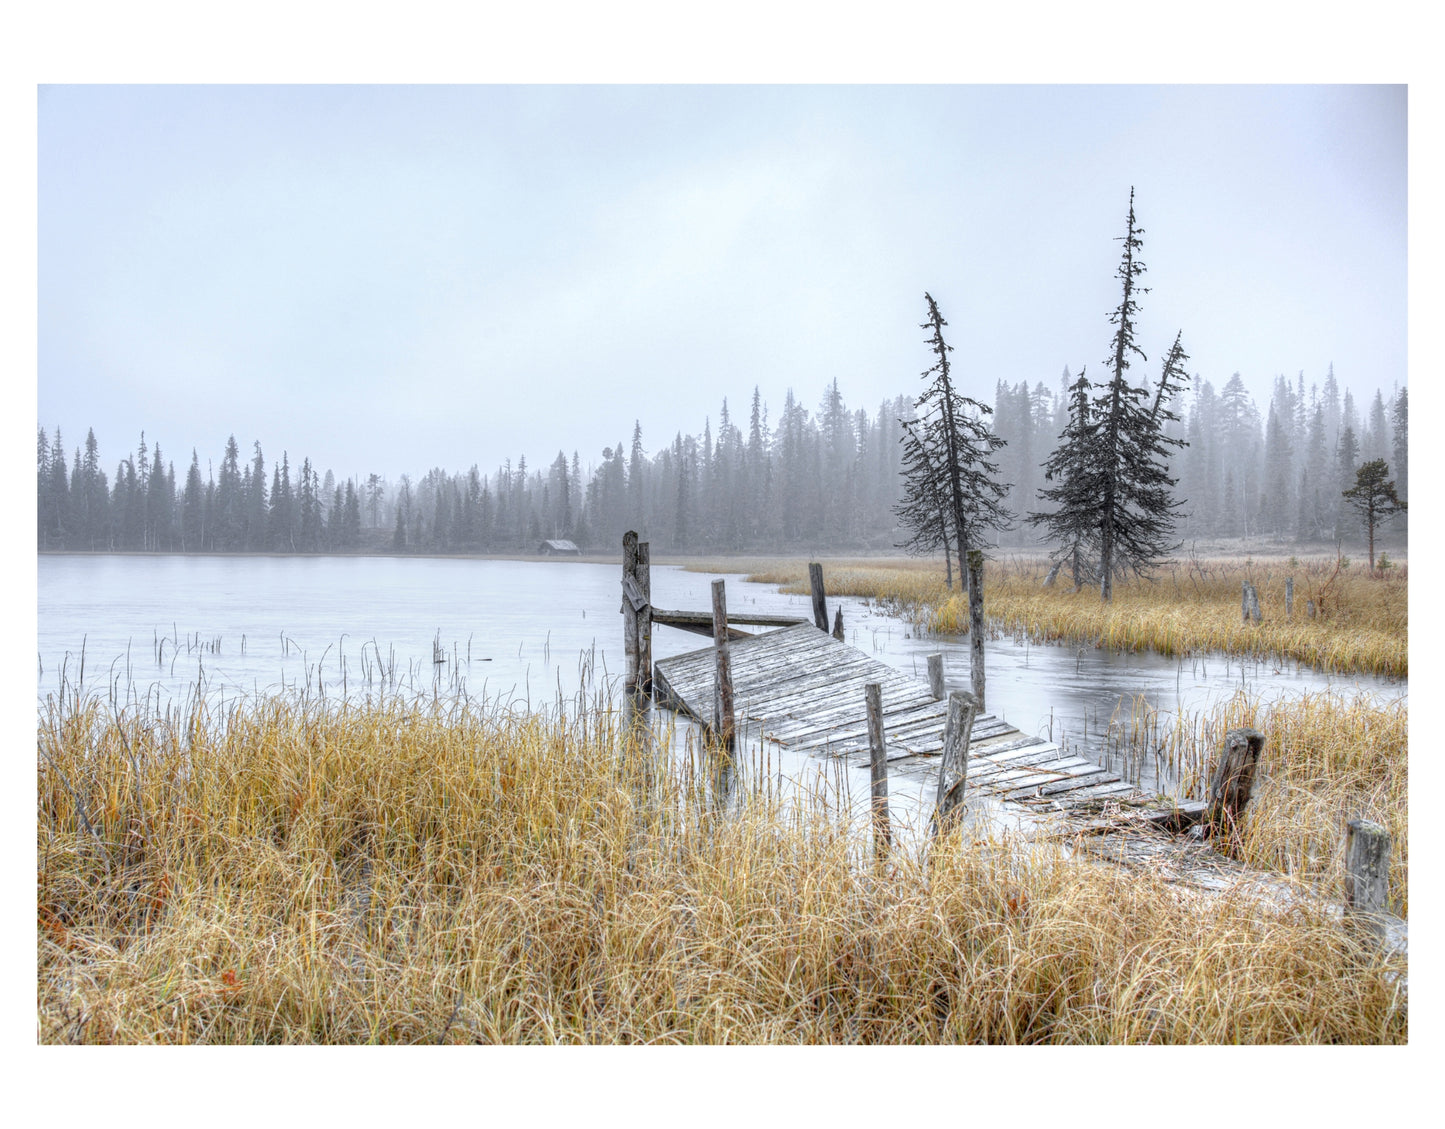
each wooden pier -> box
[626,542,1405,967]
[653,621,1153,818]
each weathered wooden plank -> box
[1009,777,1134,804]
[970,756,1098,789]
[782,697,949,747]
[967,750,1082,781]
[991,765,1113,799]
[651,608,812,631]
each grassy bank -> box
[685,554,1407,677]
[1102,690,1408,917]
[38,691,1405,1044]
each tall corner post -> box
[710,578,736,756]
[865,681,890,862]
[622,530,640,699]
[808,562,828,632]
[931,689,979,840]
[967,550,985,711]
[638,540,652,697]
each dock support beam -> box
[711,579,736,755]
[931,690,979,839]
[809,562,828,632]
[638,540,652,696]
[623,531,640,699]
[622,530,653,706]
[865,681,890,862]
[927,653,945,700]
[968,550,985,710]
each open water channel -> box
[38,554,1405,832]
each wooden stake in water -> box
[931,689,978,839]
[927,653,945,701]
[1344,818,1391,939]
[622,531,641,698]
[711,579,736,755]
[832,606,845,641]
[865,681,890,861]
[638,540,653,698]
[809,562,828,632]
[968,550,985,711]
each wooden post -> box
[1344,819,1391,938]
[931,690,978,839]
[1042,561,1061,587]
[832,606,844,641]
[622,531,640,698]
[865,682,890,861]
[967,550,985,711]
[1241,582,1261,623]
[1206,727,1264,840]
[1285,576,1294,620]
[638,541,653,697]
[808,562,828,632]
[927,653,945,700]
[711,579,736,755]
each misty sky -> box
[38,84,1406,484]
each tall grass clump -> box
[39,686,1404,1043]
[1102,689,1408,919]
[688,555,1406,677]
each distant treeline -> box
[38,367,1405,557]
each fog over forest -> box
[38,362,1407,560]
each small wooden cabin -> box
[538,539,581,556]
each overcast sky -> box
[38,84,1405,484]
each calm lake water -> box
[38,554,1405,823]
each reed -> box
[1101,690,1408,918]
[38,687,1404,1044]
[685,555,1407,677]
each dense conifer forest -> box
[37,369,1406,558]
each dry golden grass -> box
[686,554,1407,677]
[1103,690,1408,918]
[38,690,1405,1044]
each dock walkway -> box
[653,622,1146,817]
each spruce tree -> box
[1030,368,1099,589]
[1092,190,1186,598]
[900,293,1011,586]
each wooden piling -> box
[710,579,736,755]
[1241,582,1261,624]
[832,606,844,641]
[865,681,890,861]
[623,531,640,697]
[638,541,653,696]
[931,689,978,839]
[808,562,828,632]
[1285,576,1294,620]
[968,550,985,710]
[1042,561,1061,587]
[1206,727,1265,840]
[927,653,945,700]
[1344,819,1391,938]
